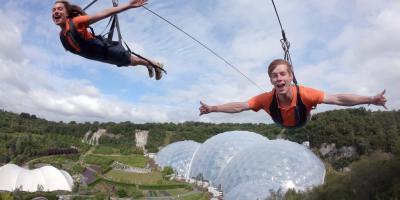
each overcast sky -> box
[0,0,399,124]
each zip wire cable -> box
[83,0,98,11]
[82,1,263,91]
[142,6,264,91]
[271,0,298,85]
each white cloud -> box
[0,0,398,124]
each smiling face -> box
[269,63,293,95]
[52,2,68,27]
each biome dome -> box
[218,140,326,198]
[155,131,325,199]
[188,131,269,185]
[0,164,74,192]
[155,140,200,178]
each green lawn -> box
[165,188,192,196]
[182,192,208,200]
[103,155,148,168]
[84,155,114,166]
[92,146,119,154]
[105,169,163,184]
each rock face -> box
[82,130,93,143]
[338,146,358,158]
[135,130,149,148]
[320,143,337,157]
[82,129,107,145]
[319,143,359,162]
[82,129,149,147]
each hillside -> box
[1,108,399,199]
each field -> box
[105,169,163,184]
[10,143,208,200]
[102,155,148,168]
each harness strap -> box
[106,0,167,74]
[59,20,82,54]
[269,85,307,128]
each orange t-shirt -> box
[63,16,94,52]
[248,85,325,127]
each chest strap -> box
[269,85,307,128]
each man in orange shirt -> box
[52,0,164,80]
[199,59,387,128]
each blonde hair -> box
[267,59,293,77]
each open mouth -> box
[53,14,62,21]
[276,83,286,89]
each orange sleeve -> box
[72,16,90,29]
[71,16,94,40]
[248,92,273,112]
[299,86,325,108]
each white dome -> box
[155,140,200,178]
[155,131,325,199]
[188,131,269,185]
[218,140,325,198]
[0,164,73,192]
[224,181,279,200]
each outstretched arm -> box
[323,90,387,109]
[88,0,148,25]
[199,101,250,115]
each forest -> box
[0,108,399,199]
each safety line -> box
[271,0,298,85]
[83,0,98,11]
[142,6,264,91]
[82,0,264,91]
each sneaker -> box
[154,62,164,80]
[146,65,154,78]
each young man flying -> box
[199,59,387,128]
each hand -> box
[128,0,148,8]
[199,101,213,116]
[370,89,387,109]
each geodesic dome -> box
[0,164,74,192]
[217,140,325,198]
[224,181,280,200]
[188,131,269,185]
[155,140,200,178]
[155,131,325,200]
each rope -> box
[81,1,263,91]
[142,6,264,91]
[83,0,98,11]
[271,0,298,85]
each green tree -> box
[0,192,13,200]
[161,166,174,179]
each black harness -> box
[59,19,111,61]
[59,14,167,73]
[269,85,308,128]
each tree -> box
[116,188,127,198]
[0,192,13,200]
[162,166,174,179]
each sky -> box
[0,0,399,124]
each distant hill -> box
[1,108,399,199]
[1,108,399,162]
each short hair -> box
[54,0,87,18]
[267,59,293,77]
